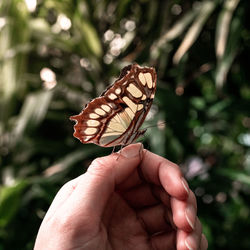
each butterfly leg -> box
[115,145,124,161]
[112,146,116,154]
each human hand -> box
[34,143,208,250]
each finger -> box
[117,167,143,190]
[43,176,81,219]
[137,204,173,234]
[151,185,171,207]
[121,183,171,209]
[66,143,142,223]
[171,191,197,232]
[140,149,189,200]
[150,231,176,250]
[200,234,208,250]
[176,217,202,250]
[185,218,202,250]
[120,183,160,208]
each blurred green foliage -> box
[0,0,250,249]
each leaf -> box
[215,7,242,88]
[173,0,217,64]
[80,18,103,58]
[117,0,133,22]
[207,99,231,117]
[12,90,53,143]
[42,146,103,178]
[74,5,103,58]
[215,0,240,59]
[0,180,29,228]
[218,169,250,186]
[154,9,198,47]
[151,8,198,60]
[0,0,30,121]
[191,97,206,110]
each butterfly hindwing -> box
[70,63,157,147]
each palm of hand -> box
[87,192,174,250]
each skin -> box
[34,143,208,250]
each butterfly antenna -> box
[143,120,166,130]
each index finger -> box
[140,149,189,200]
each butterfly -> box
[70,63,157,147]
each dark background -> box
[0,0,250,249]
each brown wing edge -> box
[69,95,120,145]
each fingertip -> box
[89,142,142,169]
[119,143,143,158]
[176,230,188,250]
[171,198,191,232]
[171,193,197,232]
[87,143,143,186]
[138,150,189,199]
[88,155,114,177]
[185,205,196,231]
[159,165,188,200]
[185,231,200,250]
[200,234,208,250]
[181,178,190,196]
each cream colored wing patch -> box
[138,73,146,86]
[122,96,138,113]
[138,72,153,89]
[144,72,153,88]
[86,120,100,126]
[108,93,118,100]
[99,108,134,146]
[84,127,98,135]
[95,108,106,116]
[89,113,100,119]
[127,83,142,98]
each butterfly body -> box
[70,64,157,147]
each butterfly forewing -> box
[70,63,157,147]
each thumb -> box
[67,143,142,220]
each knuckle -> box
[188,191,197,209]
[194,217,202,234]
[87,157,114,178]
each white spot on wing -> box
[86,120,100,127]
[144,73,153,88]
[84,127,97,135]
[101,104,111,112]
[127,83,142,98]
[138,73,146,86]
[115,88,121,95]
[137,104,144,111]
[89,113,100,119]
[122,96,138,113]
[108,93,118,100]
[83,135,93,141]
[95,108,106,116]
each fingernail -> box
[185,235,196,250]
[185,205,196,230]
[201,234,208,249]
[181,177,189,195]
[121,143,143,158]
